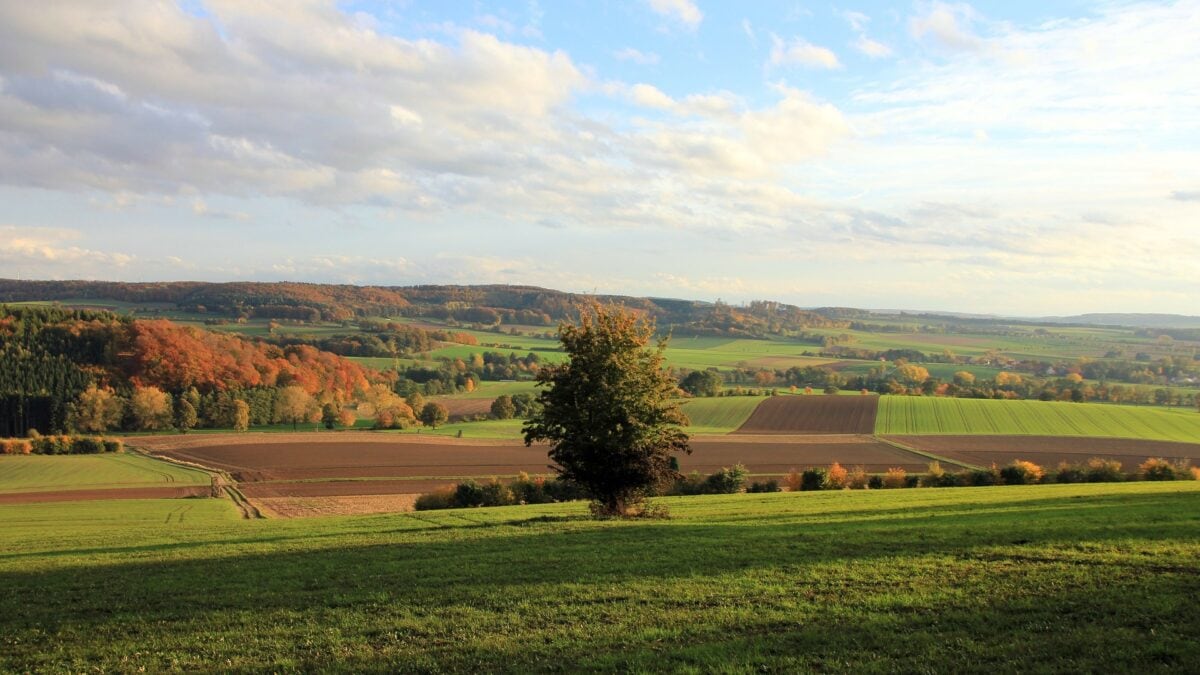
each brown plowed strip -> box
[0,486,211,504]
[147,434,933,490]
[888,435,1200,470]
[737,395,879,434]
[433,397,495,420]
[255,495,419,518]
[241,479,492,498]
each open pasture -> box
[887,435,1200,472]
[876,396,1200,442]
[1,482,1198,671]
[0,453,213,503]
[738,394,879,434]
[679,396,767,434]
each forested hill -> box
[0,305,379,436]
[0,279,848,338]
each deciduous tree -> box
[523,303,690,517]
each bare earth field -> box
[433,397,494,419]
[888,435,1200,469]
[737,395,879,434]
[135,431,938,516]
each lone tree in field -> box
[523,302,690,517]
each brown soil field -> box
[737,395,879,434]
[143,432,935,487]
[240,479,459,498]
[433,397,495,420]
[888,435,1200,470]
[254,495,419,518]
[0,485,212,504]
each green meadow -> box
[876,396,1200,442]
[678,395,767,434]
[1,482,1197,672]
[0,453,210,493]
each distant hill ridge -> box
[2,279,1197,331]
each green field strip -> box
[0,454,211,494]
[875,396,1200,441]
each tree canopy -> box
[523,303,690,516]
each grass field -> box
[678,396,767,434]
[0,453,211,493]
[1,482,1197,671]
[876,396,1200,442]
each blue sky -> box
[1,1,1198,314]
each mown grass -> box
[876,396,1200,442]
[680,396,767,434]
[0,453,210,493]
[1,482,1197,672]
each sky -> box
[1,0,1198,315]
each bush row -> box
[414,473,588,510]
[0,435,124,455]
[785,457,1199,491]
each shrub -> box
[414,486,457,511]
[882,467,908,489]
[703,464,748,494]
[69,436,106,455]
[453,480,487,507]
[1054,462,1087,484]
[1085,458,1124,483]
[479,480,513,507]
[964,464,1003,486]
[31,435,71,455]
[867,475,884,489]
[824,462,848,490]
[747,480,781,493]
[1139,458,1178,481]
[800,468,827,492]
[784,469,803,492]
[846,465,871,489]
[920,461,945,487]
[1000,460,1045,485]
[670,471,707,496]
[102,438,124,453]
[542,477,588,502]
[1188,466,1200,481]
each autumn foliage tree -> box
[129,386,173,431]
[523,303,690,517]
[67,385,125,433]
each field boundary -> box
[874,436,982,471]
[134,449,263,519]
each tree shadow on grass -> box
[1,489,1198,671]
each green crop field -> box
[0,453,211,493]
[679,396,767,434]
[1,482,1198,672]
[876,396,1200,442]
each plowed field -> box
[141,432,938,505]
[737,395,878,434]
[888,435,1200,470]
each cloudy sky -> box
[1,1,1198,315]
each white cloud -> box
[629,83,676,109]
[741,18,757,46]
[0,225,135,273]
[769,35,842,69]
[648,0,703,29]
[853,35,893,58]
[614,47,660,65]
[910,2,983,52]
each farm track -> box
[736,395,879,434]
